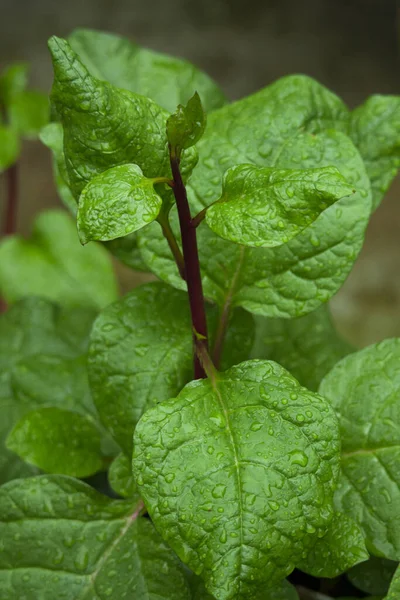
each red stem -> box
[170,151,208,379]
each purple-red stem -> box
[170,150,208,379]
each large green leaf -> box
[133,359,340,600]
[68,28,226,113]
[6,407,104,478]
[108,453,139,499]
[8,90,49,138]
[0,209,118,309]
[349,96,400,210]
[188,574,299,600]
[139,84,371,317]
[0,475,192,599]
[48,36,197,200]
[347,556,398,596]
[103,232,148,272]
[250,305,353,391]
[88,282,194,455]
[0,297,96,483]
[387,565,400,599]
[77,163,163,244]
[0,124,20,171]
[298,512,368,578]
[319,339,400,560]
[206,165,353,248]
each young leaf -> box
[0,62,28,104]
[297,512,368,578]
[77,163,163,244]
[0,209,118,309]
[250,305,353,391]
[387,565,400,599]
[48,36,197,199]
[139,98,371,317]
[68,28,226,113]
[0,475,192,600]
[8,90,49,138]
[349,96,400,210]
[206,165,354,248]
[0,124,20,171]
[0,297,96,483]
[319,339,400,560]
[109,453,139,499]
[167,92,206,154]
[133,360,340,600]
[347,556,398,596]
[88,282,194,455]
[6,407,104,478]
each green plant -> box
[0,27,400,600]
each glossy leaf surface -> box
[206,165,353,248]
[133,360,340,600]
[0,476,191,599]
[320,339,400,560]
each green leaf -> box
[250,305,353,391]
[0,124,20,171]
[347,556,398,595]
[133,359,340,600]
[8,90,49,138]
[218,307,255,372]
[39,122,77,214]
[109,453,139,499]
[68,28,226,113]
[0,475,192,599]
[0,297,96,483]
[88,282,194,455]
[319,339,400,560]
[167,92,206,153]
[298,512,368,578]
[206,165,354,248]
[387,565,400,599]
[0,62,28,104]
[349,96,400,210]
[188,574,299,600]
[139,79,371,317]
[48,36,197,200]
[0,209,118,309]
[6,407,104,478]
[77,163,163,244]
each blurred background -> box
[0,0,399,347]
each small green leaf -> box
[319,339,400,559]
[347,556,398,596]
[250,305,353,391]
[0,62,28,104]
[48,36,197,200]
[349,96,400,210]
[387,565,400,599]
[0,297,96,483]
[133,359,340,600]
[298,512,368,578]
[0,125,20,171]
[109,453,139,499]
[88,282,194,455]
[0,475,191,600]
[167,92,206,154]
[206,165,354,248]
[68,28,226,113]
[6,407,104,478]
[8,90,49,138]
[77,164,163,244]
[0,209,118,309]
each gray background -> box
[0,0,399,345]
